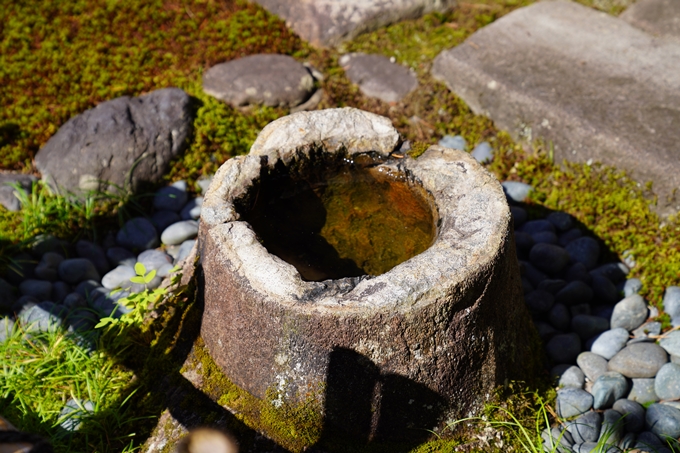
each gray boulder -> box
[203,54,315,108]
[35,88,193,196]
[432,0,680,217]
[621,0,680,39]
[340,53,418,103]
[251,0,456,47]
[0,173,36,211]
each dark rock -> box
[541,426,575,451]
[547,333,582,364]
[76,240,109,276]
[501,181,533,202]
[62,293,87,311]
[510,206,527,228]
[75,280,104,299]
[646,403,680,439]
[556,388,593,418]
[572,315,609,341]
[570,304,592,317]
[592,372,629,410]
[52,281,70,304]
[618,432,636,451]
[0,278,16,313]
[431,0,680,217]
[153,182,188,212]
[525,289,555,314]
[547,212,574,232]
[521,277,534,294]
[608,343,668,378]
[629,378,659,404]
[567,411,601,443]
[520,219,555,235]
[34,252,64,281]
[251,0,456,47]
[578,351,608,382]
[31,234,71,258]
[19,279,52,301]
[530,243,570,274]
[0,172,36,211]
[564,262,592,284]
[203,54,314,108]
[556,280,594,306]
[151,210,181,233]
[559,228,583,247]
[59,398,95,432]
[610,294,648,331]
[3,252,36,285]
[532,231,558,245]
[590,262,628,285]
[549,303,571,331]
[634,431,665,451]
[538,279,568,295]
[565,237,601,271]
[591,274,620,305]
[91,290,131,318]
[340,53,418,103]
[535,321,557,341]
[180,196,203,220]
[35,88,193,195]
[599,409,624,445]
[613,398,645,433]
[655,363,680,401]
[106,247,136,268]
[514,231,534,258]
[116,217,159,251]
[591,328,629,360]
[58,258,100,284]
[520,261,548,286]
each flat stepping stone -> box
[251,0,455,47]
[432,1,680,216]
[35,88,193,197]
[202,54,315,108]
[339,53,418,103]
[621,0,680,39]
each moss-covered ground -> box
[0,0,678,451]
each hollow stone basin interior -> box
[235,151,437,281]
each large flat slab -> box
[621,0,680,39]
[251,0,456,47]
[432,0,680,216]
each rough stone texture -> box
[202,54,315,108]
[432,0,680,217]
[621,0,680,39]
[339,53,418,103]
[0,172,37,211]
[251,0,457,48]
[35,88,193,196]
[199,108,538,438]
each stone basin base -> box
[199,108,539,441]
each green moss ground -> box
[0,0,679,451]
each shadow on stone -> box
[313,348,445,452]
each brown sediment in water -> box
[236,153,436,281]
